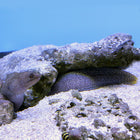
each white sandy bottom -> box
[0,84,139,140]
[0,61,140,140]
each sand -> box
[0,61,139,140]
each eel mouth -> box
[1,71,41,111]
[22,72,41,89]
[27,73,41,83]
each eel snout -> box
[1,71,41,111]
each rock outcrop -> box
[0,61,139,139]
[0,33,140,125]
[0,94,14,125]
[53,90,140,140]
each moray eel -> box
[50,68,137,95]
[1,71,41,111]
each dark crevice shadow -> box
[0,51,14,58]
[49,68,137,95]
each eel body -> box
[50,68,137,95]
[0,71,41,111]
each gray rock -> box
[111,127,131,140]
[85,96,98,105]
[0,33,139,125]
[67,101,77,108]
[124,115,140,132]
[71,90,82,101]
[54,91,139,140]
[0,94,14,125]
[48,98,60,105]
[94,131,105,140]
[42,33,139,71]
[0,33,138,103]
[69,128,81,140]
[93,118,106,128]
[0,74,140,139]
[108,94,119,105]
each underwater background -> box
[0,0,140,52]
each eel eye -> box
[29,73,34,79]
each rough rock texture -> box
[54,90,140,140]
[0,61,139,139]
[0,33,139,79]
[0,33,140,126]
[0,61,140,140]
[43,33,139,72]
[0,94,14,125]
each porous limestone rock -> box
[0,94,14,125]
[0,33,140,125]
[54,90,140,140]
[0,76,140,139]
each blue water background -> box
[0,0,140,52]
